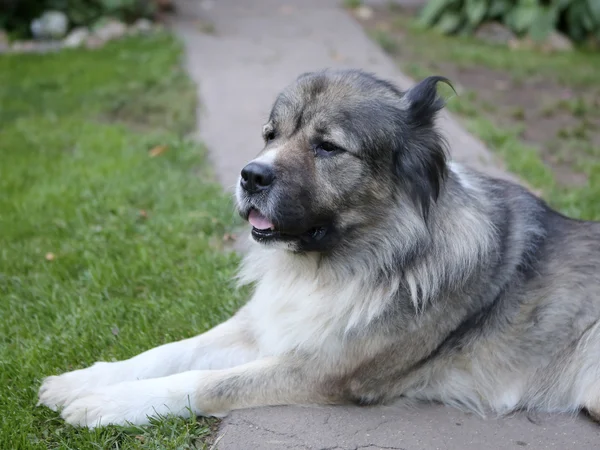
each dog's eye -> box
[314,142,342,157]
[265,130,276,142]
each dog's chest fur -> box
[238,247,393,357]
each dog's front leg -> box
[38,313,259,411]
[60,356,339,428]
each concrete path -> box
[169,1,599,448]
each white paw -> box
[38,361,124,411]
[60,372,202,428]
[60,388,154,428]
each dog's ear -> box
[404,76,454,127]
[395,76,453,220]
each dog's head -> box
[236,69,451,253]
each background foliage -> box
[419,0,600,43]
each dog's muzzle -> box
[237,160,336,251]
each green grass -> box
[0,33,243,449]
[342,0,363,9]
[364,11,600,221]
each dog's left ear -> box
[403,76,454,127]
[396,76,454,220]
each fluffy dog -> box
[38,69,600,428]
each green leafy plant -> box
[418,0,600,43]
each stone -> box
[543,31,573,52]
[93,18,127,42]
[132,18,154,34]
[30,10,68,40]
[355,5,374,20]
[475,22,516,45]
[63,27,89,48]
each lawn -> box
[354,3,600,221]
[0,33,244,449]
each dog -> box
[38,69,600,428]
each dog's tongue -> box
[248,209,274,230]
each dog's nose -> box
[240,162,275,193]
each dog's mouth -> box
[247,208,328,243]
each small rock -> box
[543,31,573,52]
[355,5,373,20]
[93,18,127,42]
[63,27,89,48]
[475,22,516,45]
[132,18,153,34]
[31,10,68,40]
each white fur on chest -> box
[238,246,392,357]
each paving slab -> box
[168,1,599,448]
[217,404,598,450]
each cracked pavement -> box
[214,404,597,449]
[169,0,600,448]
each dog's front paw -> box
[60,373,202,428]
[60,389,148,428]
[38,362,121,411]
